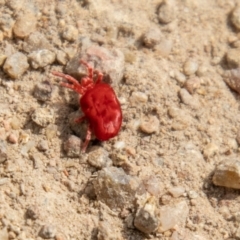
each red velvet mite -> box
[52,60,122,152]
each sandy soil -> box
[1,0,240,239]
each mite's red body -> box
[52,60,122,152]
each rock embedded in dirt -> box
[39,224,56,239]
[226,49,240,68]
[31,107,55,127]
[179,88,200,109]
[7,133,18,144]
[130,91,148,104]
[0,13,15,38]
[158,201,189,232]
[213,158,240,189]
[183,59,199,76]
[184,77,201,94]
[26,205,39,220]
[203,142,218,159]
[140,116,159,134]
[37,140,49,152]
[69,110,90,140]
[93,166,141,210]
[224,68,240,94]
[134,197,159,234]
[56,50,68,65]
[168,186,185,198]
[0,140,7,163]
[63,135,82,158]
[87,147,112,169]
[23,32,52,53]
[28,49,56,69]
[143,27,162,48]
[143,176,163,197]
[173,70,186,86]
[158,0,176,24]
[3,52,29,79]
[65,46,124,86]
[62,25,78,42]
[231,6,240,30]
[33,81,52,102]
[13,13,37,38]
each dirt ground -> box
[1,0,240,239]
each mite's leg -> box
[94,70,103,84]
[80,60,93,80]
[52,71,84,95]
[81,125,92,153]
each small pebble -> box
[3,52,29,79]
[184,77,201,94]
[168,186,185,198]
[188,190,198,199]
[143,176,163,196]
[183,59,198,76]
[63,135,82,157]
[19,131,30,144]
[114,141,126,149]
[33,81,52,102]
[87,147,112,169]
[0,13,15,38]
[94,166,141,209]
[174,71,186,86]
[21,140,35,156]
[28,49,56,69]
[31,107,55,127]
[7,133,18,144]
[62,25,78,42]
[158,201,189,232]
[11,116,21,130]
[45,124,58,140]
[39,225,56,239]
[31,153,41,169]
[156,38,172,56]
[56,50,68,65]
[26,205,39,220]
[143,27,162,48]
[158,0,176,24]
[0,140,7,163]
[213,158,240,189]
[224,68,240,94]
[23,32,52,53]
[37,140,49,152]
[203,142,218,158]
[134,197,159,234]
[196,64,208,77]
[13,13,37,38]
[140,116,159,134]
[226,49,240,68]
[231,6,240,30]
[130,91,148,104]
[179,89,200,109]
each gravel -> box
[3,52,29,79]
[28,49,56,69]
